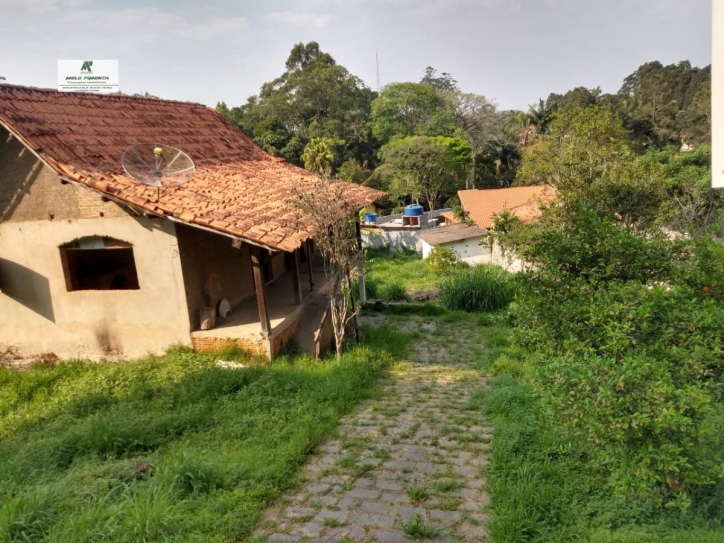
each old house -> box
[0,85,382,360]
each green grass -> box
[401,514,445,540]
[439,264,516,312]
[0,345,394,542]
[471,329,724,543]
[364,248,438,300]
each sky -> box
[0,0,712,111]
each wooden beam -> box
[290,249,303,305]
[305,240,315,291]
[250,246,271,338]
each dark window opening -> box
[60,237,140,291]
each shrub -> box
[378,281,410,302]
[440,265,515,312]
[427,244,458,275]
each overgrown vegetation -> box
[475,333,724,543]
[0,345,394,541]
[363,247,439,300]
[440,264,516,313]
[478,98,724,541]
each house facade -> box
[0,85,382,360]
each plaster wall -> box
[0,125,128,222]
[176,224,255,331]
[0,217,192,359]
[421,237,488,260]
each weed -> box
[435,479,463,493]
[407,486,430,505]
[401,514,445,540]
[322,517,342,527]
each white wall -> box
[421,236,489,261]
[362,229,423,253]
[0,217,192,360]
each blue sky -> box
[0,0,712,111]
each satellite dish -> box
[122,143,195,189]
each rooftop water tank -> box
[364,212,377,224]
[403,204,424,217]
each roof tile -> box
[0,84,384,251]
[458,186,556,229]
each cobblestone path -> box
[255,315,492,542]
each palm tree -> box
[526,99,557,134]
[301,138,336,178]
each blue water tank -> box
[364,212,377,223]
[403,204,424,217]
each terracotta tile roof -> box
[458,186,556,229]
[439,211,457,224]
[418,223,487,245]
[0,84,384,252]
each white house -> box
[418,224,489,264]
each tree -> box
[639,144,722,233]
[301,138,339,177]
[420,67,458,93]
[382,136,470,210]
[370,82,448,145]
[447,92,504,188]
[223,42,376,167]
[617,61,711,146]
[517,106,665,230]
[525,98,558,135]
[293,180,362,360]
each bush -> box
[440,265,515,312]
[378,282,410,302]
[514,204,724,508]
[427,244,458,276]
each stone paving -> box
[254,315,492,542]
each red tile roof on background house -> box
[458,186,556,229]
[0,84,385,252]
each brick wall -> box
[272,314,301,357]
[191,336,269,357]
[0,126,129,222]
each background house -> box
[418,223,488,264]
[0,84,382,360]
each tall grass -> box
[440,264,515,312]
[364,248,438,299]
[0,345,394,541]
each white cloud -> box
[59,8,246,43]
[0,0,88,11]
[266,11,334,29]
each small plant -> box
[323,517,342,527]
[427,244,459,276]
[407,486,430,505]
[401,514,445,540]
[435,479,463,493]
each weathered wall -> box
[0,217,191,359]
[421,237,489,260]
[0,126,128,222]
[176,224,255,330]
[362,230,423,253]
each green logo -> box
[80,60,93,73]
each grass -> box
[0,343,396,542]
[407,486,430,505]
[364,247,438,300]
[470,328,724,543]
[440,264,516,312]
[401,514,445,540]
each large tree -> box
[217,42,376,170]
[517,106,665,230]
[370,82,450,145]
[382,136,470,210]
